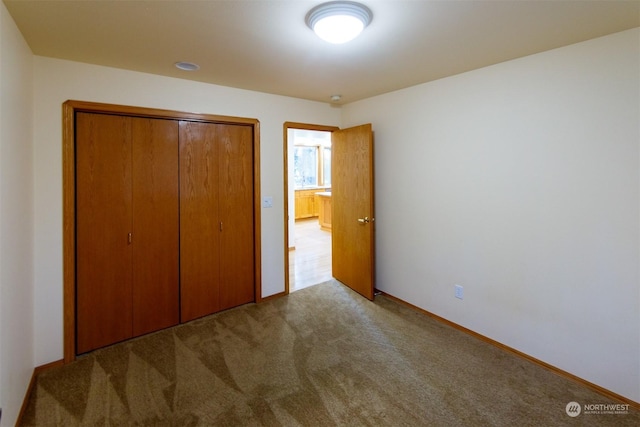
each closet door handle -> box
[128,232,132,244]
[220,222,223,232]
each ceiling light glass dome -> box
[306,1,373,44]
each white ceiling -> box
[4,0,639,104]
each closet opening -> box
[63,100,262,362]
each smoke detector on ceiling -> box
[175,61,200,71]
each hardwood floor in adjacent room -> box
[289,218,332,292]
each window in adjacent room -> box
[292,129,331,189]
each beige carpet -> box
[20,280,638,426]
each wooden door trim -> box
[63,100,261,363]
[282,122,339,295]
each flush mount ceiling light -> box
[174,61,200,71]
[306,1,373,44]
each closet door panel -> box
[179,121,221,322]
[132,118,180,336]
[76,112,133,354]
[218,124,255,310]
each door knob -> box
[357,216,370,224]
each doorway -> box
[283,122,375,299]
[284,123,338,293]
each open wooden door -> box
[332,124,375,300]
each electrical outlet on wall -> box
[455,284,464,300]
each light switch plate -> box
[262,196,273,208]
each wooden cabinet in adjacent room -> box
[75,113,180,354]
[179,121,255,322]
[294,188,325,219]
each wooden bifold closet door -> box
[179,121,255,322]
[76,112,179,354]
[75,110,256,354]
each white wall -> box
[0,2,34,425]
[32,57,341,366]
[342,28,640,402]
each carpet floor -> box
[20,280,638,426]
